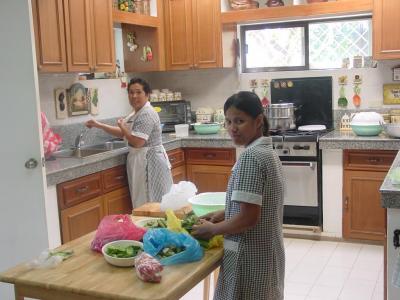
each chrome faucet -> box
[74,130,87,149]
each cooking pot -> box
[266,103,296,130]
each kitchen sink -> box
[52,141,127,159]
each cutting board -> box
[132,202,192,218]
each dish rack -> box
[229,0,259,10]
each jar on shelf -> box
[118,0,136,12]
[135,0,150,15]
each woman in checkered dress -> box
[192,91,285,300]
[86,78,173,208]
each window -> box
[241,17,372,73]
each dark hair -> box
[127,78,151,95]
[224,91,270,136]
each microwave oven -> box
[150,100,192,132]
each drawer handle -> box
[115,175,125,180]
[204,153,216,159]
[169,157,176,162]
[76,186,89,193]
[367,157,381,163]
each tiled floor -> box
[181,238,384,300]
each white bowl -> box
[135,217,166,229]
[382,123,400,138]
[101,240,143,267]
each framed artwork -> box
[89,88,99,115]
[67,83,89,116]
[54,88,68,119]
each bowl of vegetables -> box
[102,240,143,267]
[135,217,167,229]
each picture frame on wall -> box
[67,83,89,116]
[54,88,68,119]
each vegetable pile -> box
[105,245,142,258]
[144,218,167,229]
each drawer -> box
[344,150,397,171]
[102,165,128,193]
[185,148,235,166]
[167,148,185,168]
[57,173,102,209]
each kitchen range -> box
[269,76,333,229]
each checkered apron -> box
[127,102,173,206]
[214,137,285,300]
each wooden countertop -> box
[0,228,223,300]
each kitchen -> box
[1,0,400,299]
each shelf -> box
[113,9,160,27]
[221,0,373,24]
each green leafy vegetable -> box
[105,245,142,258]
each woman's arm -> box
[192,202,260,240]
[86,119,123,138]
[117,118,146,148]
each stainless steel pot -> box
[266,103,296,130]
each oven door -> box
[282,161,318,207]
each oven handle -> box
[281,161,316,170]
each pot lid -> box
[298,125,326,131]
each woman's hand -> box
[200,210,225,223]
[191,219,216,240]
[85,119,101,129]
[117,118,129,134]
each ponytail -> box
[262,114,270,136]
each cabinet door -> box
[343,170,386,241]
[90,0,115,72]
[192,0,222,68]
[104,186,132,215]
[172,165,187,183]
[60,196,104,243]
[102,165,128,193]
[186,164,231,193]
[32,0,67,72]
[164,0,193,70]
[64,0,93,72]
[373,0,400,59]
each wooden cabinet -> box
[343,150,396,241]
[185,148,235,193]
[163,0,222,70]
[167,148,186,183]
[32,0,115,73]
[373,0,400,59]
[58,165,131,243]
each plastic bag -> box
[91,214,147,252]
[27,249,73,269]
[143,228,203,265]
[160,181,197,211]
[165,209,188,234]
[135,252,164,283]
[41,112,62,158]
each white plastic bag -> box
[160,181,197,211]
[27,249,74,269]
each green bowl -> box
[193,123,221,135]
[351,124,382,136]
[188,192,226,216]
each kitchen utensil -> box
[266,103,296,130]
[381,122,400,138]
[102,240,143,267]
[188,192,226,216]
[193,123,221,134]
[298,125,326,131]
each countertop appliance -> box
[151,100,192,132]
[270,76,333,228]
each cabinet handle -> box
[115,175,125,180]
[204,153,216,159]
[344,196,349,210]
[76,186,89,193]
[194,64,198,68]
[367,157,381,163]
[169,157,176,162]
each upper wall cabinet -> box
[32,0,67,72]
[373,0,400,60]
[32,0,115,73]
[164,0,222,70]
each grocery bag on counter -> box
[160,181,197,211]
[41,112,62,158]
[91,214,147,252]
[143,228,203,265]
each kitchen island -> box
[380,152,400,300]
[0,228,223,300]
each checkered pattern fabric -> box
[214,137,285,300]
[131,102,173,202]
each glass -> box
[135,0,150,15]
